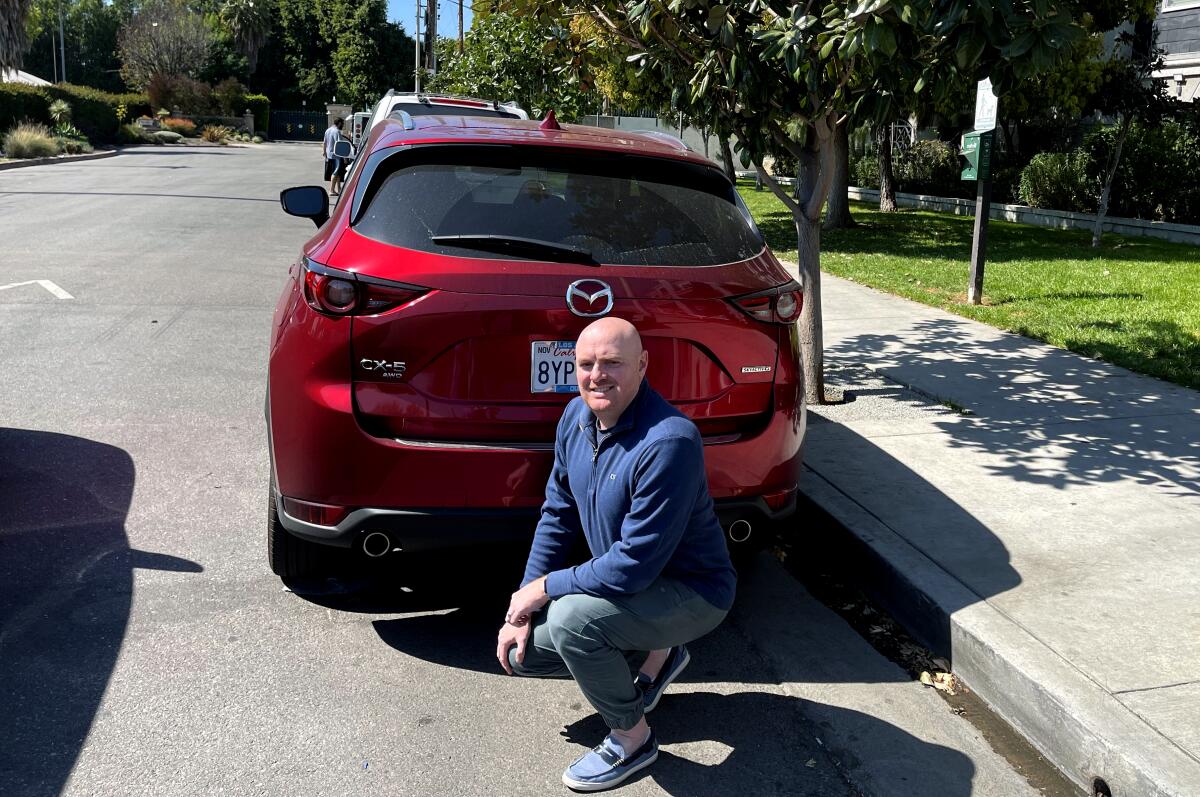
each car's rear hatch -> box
[327,142,795,445]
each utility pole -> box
[458,0,463,53]
[428,0,438,74]
[57,0,67,83]
[414,0,422,92]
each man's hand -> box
[496,621,532,675]
[505,576,550,627]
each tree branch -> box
[756,162,804,218]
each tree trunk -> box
[795,147,826,406]
[1092,113,1131,249]
[824,117,855,229]
[718,136,736,183]
[878,123,897,212]
[1,0,32,69]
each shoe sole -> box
[644,647,691,713]
[561,748,659,792]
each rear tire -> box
[267,476,323,579]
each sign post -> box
[965,79,998,305]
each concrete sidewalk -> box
[788,271,1200,797]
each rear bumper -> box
[275,490,799,551]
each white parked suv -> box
[354,91,528,147]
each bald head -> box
[575,317,648,429]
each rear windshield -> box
[399,104,520,119]
[352,146,764,266]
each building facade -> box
[1156,0,1200,102]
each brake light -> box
[302,259,427,316]
[732,283,804,325]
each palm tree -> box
[219,0,271,75]
[1,0,33,70]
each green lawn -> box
[738,185,1200,391]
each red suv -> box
[268,111,806,578]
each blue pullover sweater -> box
[521,381,737,611]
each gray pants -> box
[509,576,728,731]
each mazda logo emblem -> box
[565,279,614,318]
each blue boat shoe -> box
[636,645,691,713]
[562,731,659,792]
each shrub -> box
[213,78,247,116]
[48,99,72,126]
[162,117,197,136]
[56,137,93,154]
[851,152,880,189]
[1018,151,1094,213]
[154,130,183,143]
[44,84,150,143]
[200,124,233,143]
[3,123,60,159]
[251,135,263,144]
[896,139,961,197]
[172,77,217,115]
[1080,120,1200,224]
[0,83,52,136]
[117,123,152,145]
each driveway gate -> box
[269,110,326,141]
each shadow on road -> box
[0,190,278,204]
[0,429,202,797]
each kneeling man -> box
[497,317,737,792]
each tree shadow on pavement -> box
[0,429,202,797]
[824,316,1200,500]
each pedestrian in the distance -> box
[323,117,345,195]
[497,316,737,792]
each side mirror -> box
[280,186,329,228]
[333,140,353,158]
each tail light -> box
[731,282,804,325]
[302,258,427,316]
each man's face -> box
[575,320,648,426]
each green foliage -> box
[430,12,598,120]
[0,82,51,134]
[118,0,213,89]
[740,186,1200,391]
[1081,121,1200,224]
[153,129,183,143]
[48,99,72,125]
[117,122,151,144]
[2,122,59,158]
[22,0,125,92]
[250,134,262,143]
[851,151,880,190]
[896,140,961,198]
[1018,151,1094,212]
[213,77,247,114]
[0,82,149,143]
[56,136,93,153]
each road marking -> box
[0,279,74,299]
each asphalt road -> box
[0,144,1044,797]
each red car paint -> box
[267,113,805,562]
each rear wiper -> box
[430,234,598,265]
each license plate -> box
[531,340,577,393]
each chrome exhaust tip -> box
[362,531,392,558]
[728,519,753,544]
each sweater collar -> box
[581,379,651,440]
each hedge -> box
[0,83,150,144]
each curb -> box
[797,467,1200,797]
[0,149,119,171]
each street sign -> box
[974,78,998,132]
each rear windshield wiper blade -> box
[430,234,598,265]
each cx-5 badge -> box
[566,279,614,318]
[360,359,407,377]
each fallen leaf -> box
[805,758,817,768]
